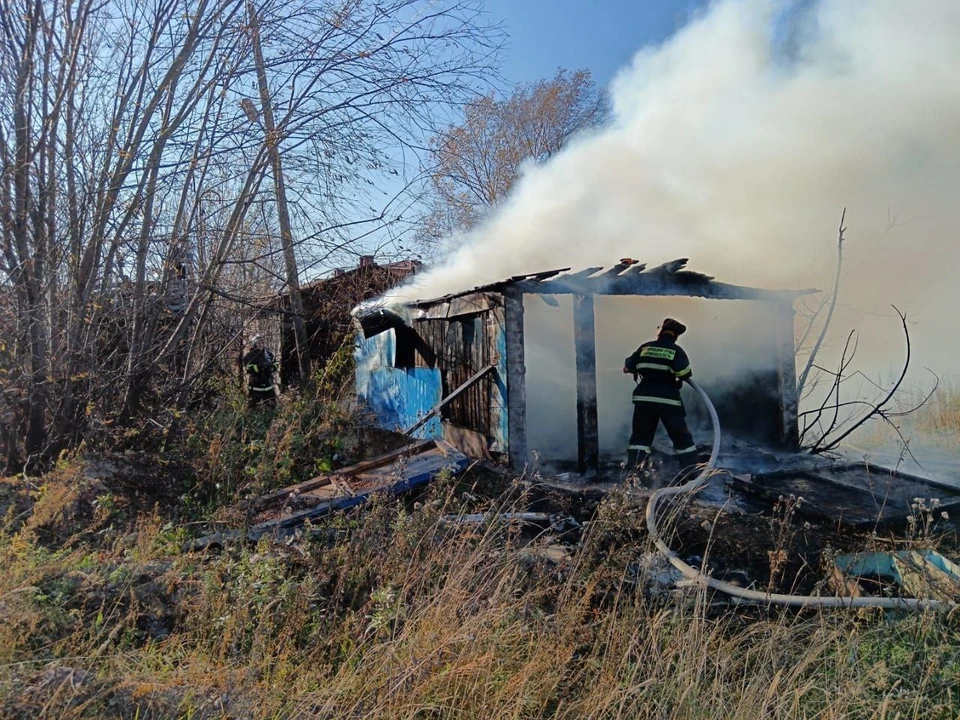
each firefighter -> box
[622,317,698,473]
[243,334,279,406]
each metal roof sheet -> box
[406,259,816,309]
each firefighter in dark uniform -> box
[243,334,279,406]
[623,318,698,472]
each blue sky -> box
[482,0,709,86]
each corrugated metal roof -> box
[407,258,816,309]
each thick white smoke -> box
[392,0,960,374]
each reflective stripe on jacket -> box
[624,336,692,406]
[243,347,278,391]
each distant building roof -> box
[296,255,423,295]
[276,257,422,299]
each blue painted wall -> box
[355,329,443,440]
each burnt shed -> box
[355,259,812,471]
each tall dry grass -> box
[2,470,958,719]
[843,382,960,456]
[914,383,960,442]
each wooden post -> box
[776,300,800,449]
[504,287,528,469]
[573,294,599,473]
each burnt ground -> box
[453,456,960,600]
[192,437,960,603]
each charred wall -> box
[413,315,494,433]
[354,300,508,454]
[526,295,796,461]
[357,287,798,465]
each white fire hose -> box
[644,379,959,611]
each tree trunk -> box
[11,4,49,458]
[247,0,310,382]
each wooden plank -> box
[446,293,497,318]
[338,439,435,476]
[247,450,471,538]
[303,484,340,501]
[599,260,638,278]
[328,476,355,496]
[443,422,492,459]
[252,439,435,508]
[510,267,569,282]
[415,293,498,321]
[504,286,528,469]
[552,267,603,282]
[405,363,496,436]
[515,276,809,302]
[573,294,599,473]
[489,304,510,454]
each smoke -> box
[391,0,960,374]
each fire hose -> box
[644,379,959,611]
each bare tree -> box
[792,212,939,456]
[795,208,846,403]
[0,0,501,470]
[800,306,939,459]
[246,0,309,382]
[419,68,608,244]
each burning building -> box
[217,258,960,606]
[354,258,812,472]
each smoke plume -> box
[393,0,960,374]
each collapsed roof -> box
[405,258,815,309]
[355,257,815,335]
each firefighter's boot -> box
[676,449,698,477]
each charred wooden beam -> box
[573,294,600,473]
[511,267,569,282]
[621,262,647,275]
[504,286,528,469]
[650,258,690,274]
[556,266,604,282]
[775,300,800,449]
[599,259,638,278]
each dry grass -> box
[1,378,958,719]
[1,471,959,719]
[914,384,960,442]
[844,383,960,455]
